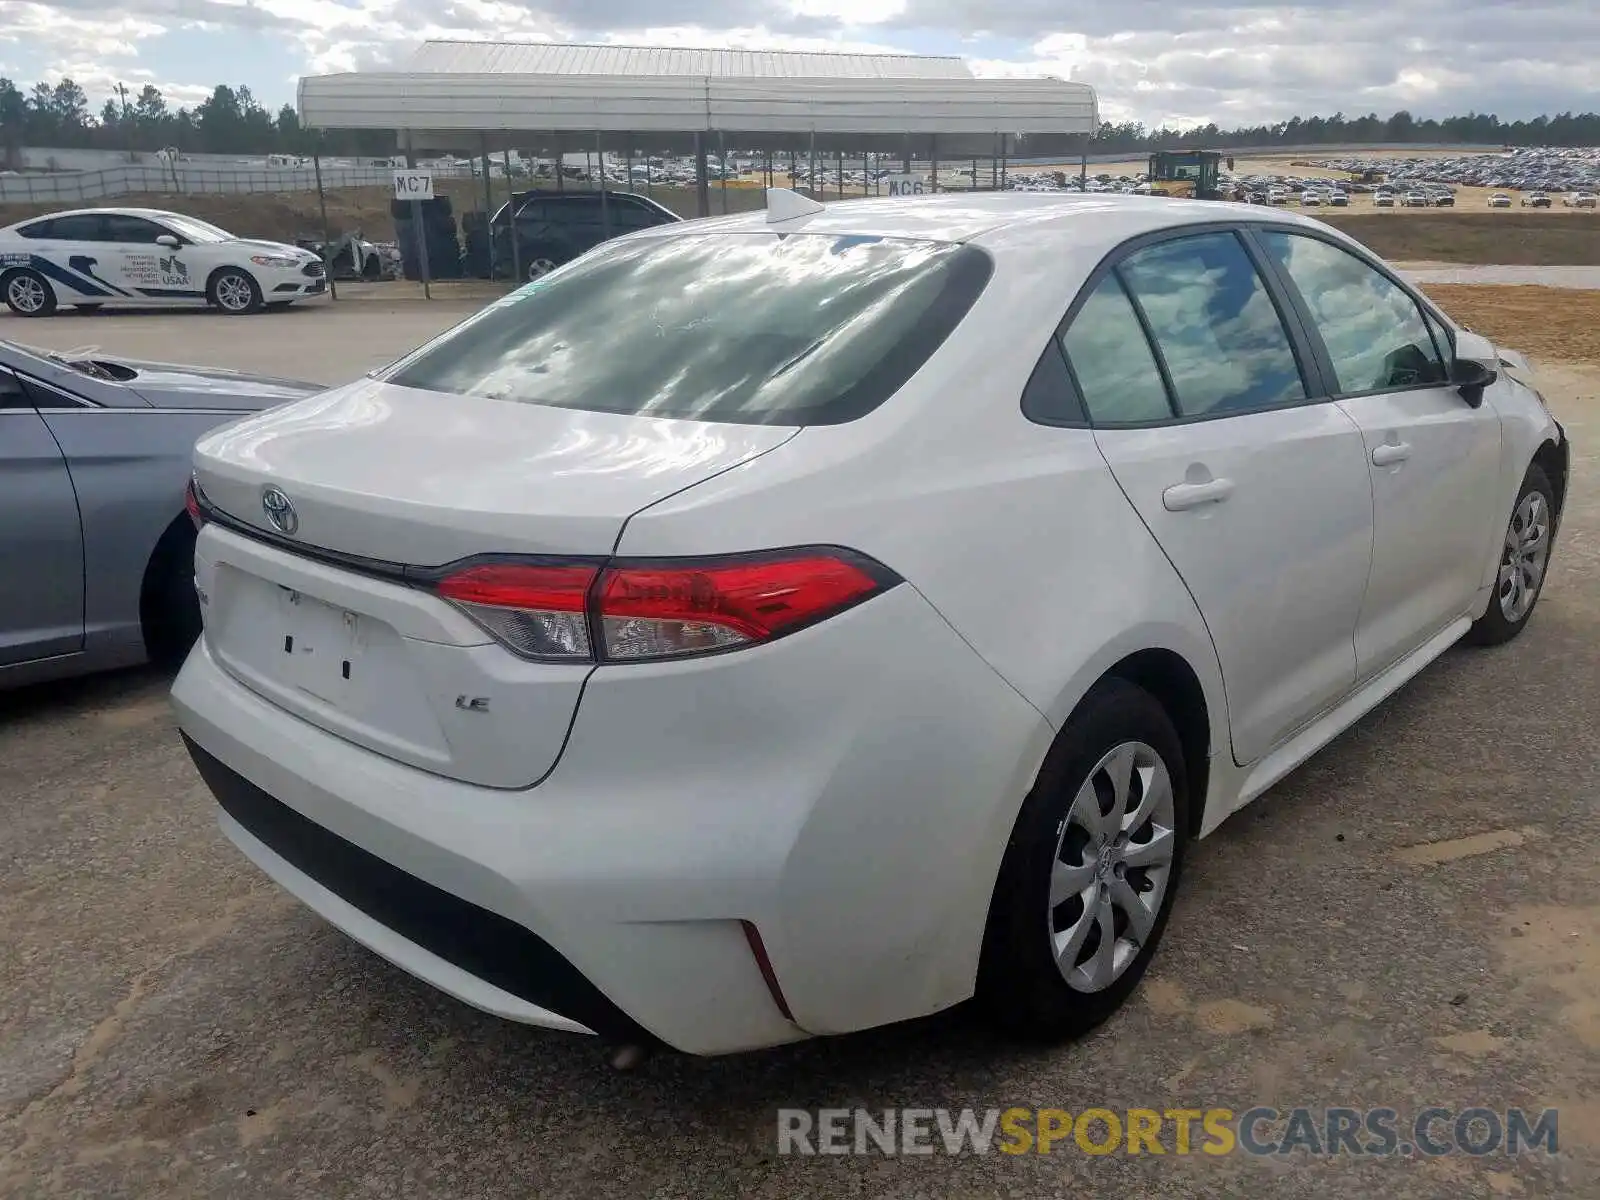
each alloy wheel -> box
[8,274,46,314]
[215,274,255,312]
[1048,741,1177,994]
[527,258,557,280]
[1499,491,1551,623]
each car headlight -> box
[249,254,299,268]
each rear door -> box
[0,370,84,665]
[21,212,124,303]
[1070,227,1375,766]
[1253,229,1500,679]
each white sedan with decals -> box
[0,208,329,317]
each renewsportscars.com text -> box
[777,1106,1559,1158]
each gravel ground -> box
[0,309,1596,1199]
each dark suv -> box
[491,190,681,280]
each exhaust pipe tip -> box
[608,1043,651,1071]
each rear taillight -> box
[435,562,597,661]
[432,549,897,664]
[185,476,207,530]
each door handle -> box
[1371,441,1412,466]
[1162,477,1235,512]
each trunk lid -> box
[191,378,797,787]
[192,377,798,564]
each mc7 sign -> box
[392,169,435,202]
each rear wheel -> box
[524,246,562,280]
[3,269,57,317]
[978,678,1189,1041]
[1467,464,1556,646]
[208,267,262,315]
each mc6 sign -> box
[392,169,435,202]
[885,174,930,197]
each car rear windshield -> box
[382,232,993,426]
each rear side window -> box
[15,219,54,239]
[385,232,992,426]
[1257,231,1447,393]
[1118,232,1307,417]
[44,214,106,241]
[1060,274,1172,424]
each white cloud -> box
[0,0,1595,126]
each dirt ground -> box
[1,298,1597,1198]
[1420,286,1600,362]
[1331,216,1600,267]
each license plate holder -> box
[277,587,363,706]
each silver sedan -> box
[1,338,319,688]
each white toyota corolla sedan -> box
[173,190,1569,1057]
[0,207,327,316]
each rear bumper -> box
[186,734,633,1040]
[173,583,1051,1054]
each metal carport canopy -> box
[295,72,1099,158]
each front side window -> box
[384,232,992,426]
[1257,231,1447,394]
[101,214,167,244]
[610,199,671,231]
[545,196,603,227]
[1117,232,1307,417]
[1060,274,1172,424]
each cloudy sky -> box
[0,0,1594,127]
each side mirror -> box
[1450,329,1499,408]
[155,234,181,248]
[1451,358,1497,408]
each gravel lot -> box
[1,305,1596,1199]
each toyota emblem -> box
[261,486,299,536]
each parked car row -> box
[1307,146,1600,195]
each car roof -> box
[8,206,186,224]
[665,191,1337,251]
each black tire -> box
[522,243,564,280]
[3,268,58,317]
[142,522,201,669]
[207,267,263,315]
[1467,464,1557,647]
[977,678,1189,1042]
[361,254,382,281]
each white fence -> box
[0,162,482,205]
